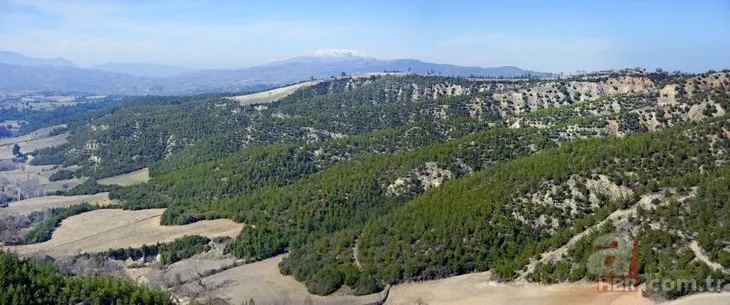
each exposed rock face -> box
[386,162,454,197]
[490,76,656,116]
[512,174,634,233]
[418,162,453,190]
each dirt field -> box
[229,81,319,106]
[385,273,649,305]
[0,132,69,159]
[0,162,86,201]
[0,120,27,131]
[171,255,730,305]
[179,254,384,305]
[384,272,730,305]
[3,209,243,257]
[0,192,113,216]
[665,292,730,305]
[0,124,64,146]
[98,168,150,186]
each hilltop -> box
[2,68,730,304]
[0,51,551,95]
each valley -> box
[1,68,730,305]
[3,1,727,303]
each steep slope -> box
[16,70,730,300]
[32,73,669,179]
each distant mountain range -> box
[0,50,553,95]
[0,51,76,68]
[89,62,194,78]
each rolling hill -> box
[17,68,730,301]
[0,51,76,68]
[0,51,552,95]
[89,62,193,78]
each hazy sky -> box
[1,0,729,73]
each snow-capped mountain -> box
[264,49,376,65]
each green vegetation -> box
[105,72,730,295]
[530,166,730,299]
[60,178,119,196]
[5,71,730,300]
[0,250,172,305]
[31,76,508,178]
[48,168,78,181]
[105,235,211,265]
[0,96,122,136]
[23,203,115,244]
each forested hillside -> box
[33,72,679,179]
[18,70,730,300]
[0,251,172,305]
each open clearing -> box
[664,292,730,305]
[175,255,729,305]
[0,124,64,147]
[0,192,113,217]
[0,162,86,201]
[0,132,69,159]
[229,81,319,105]
[3,209,243,257]
[98,168,150,186]
[179,254,384,305]
[0,124,69,159]
[385,273,647,305]
[385,273,730,305]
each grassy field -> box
[0,192,113,217]
[0,132,69,159]
[0,124,64,146]
[229,81,319,105]
[3,208,243,257]
[98,168,150,186]
[0,124,68,159]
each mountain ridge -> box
[89,62,193,78]
[0,51,76,68]
[0,51,552,95]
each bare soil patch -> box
[179,254,383,305]
[386,276,649,305]
[665,292,730,305]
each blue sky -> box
[1,0,729,73]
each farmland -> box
[0,192,112,217]
[3,208,243,257]
[98,168,150,186]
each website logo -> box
[586,233,639,292]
